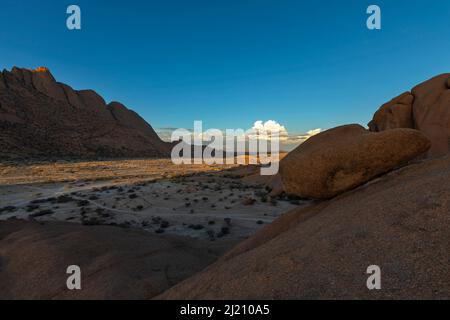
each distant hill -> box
[0,67,171,159]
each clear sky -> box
[1,0,449,142]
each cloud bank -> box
[156,120,322,151]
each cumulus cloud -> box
[252,120,288,136]
[250,120,321,147]
[247,120,288,141]
[157,121,322,150]
[284,128,322,145]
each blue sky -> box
[0,0,449,141]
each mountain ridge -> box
[0,66,171,159]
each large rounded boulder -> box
[158,154,450,300]
[411,74,450,157]
[279,124,430,199]
[369,73,450,158]
[368,92,414,132]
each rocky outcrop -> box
[0,67,170,159]
[369,73,450,158]
[0,220,227,300]
[158,155,450,300]
[412,74,450,157]
[368,92,414,131]
[279,125,430,199]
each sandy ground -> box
[0,158,234,185]
[0,158,303,243]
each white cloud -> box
[157,121,322,150]
[252,120,288,136]
[306,128,322,136]
[250,120,321,146]
[283,128,322,145]
[250,120,289,141]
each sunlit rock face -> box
[0,66,171,159]
[279,125,430,199]
[369,73,450,158]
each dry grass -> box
[0,159,238,185]
[0,153,287,186]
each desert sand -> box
[0,158,299,242]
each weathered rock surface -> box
[0,67,170,159]
[279,125,430,199]
[158,155,450,300]
[369,73,450,158]
[0,220,231,300]
[368,92,414,131]
[412,74,450,157]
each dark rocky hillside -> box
[0,67,171,159]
